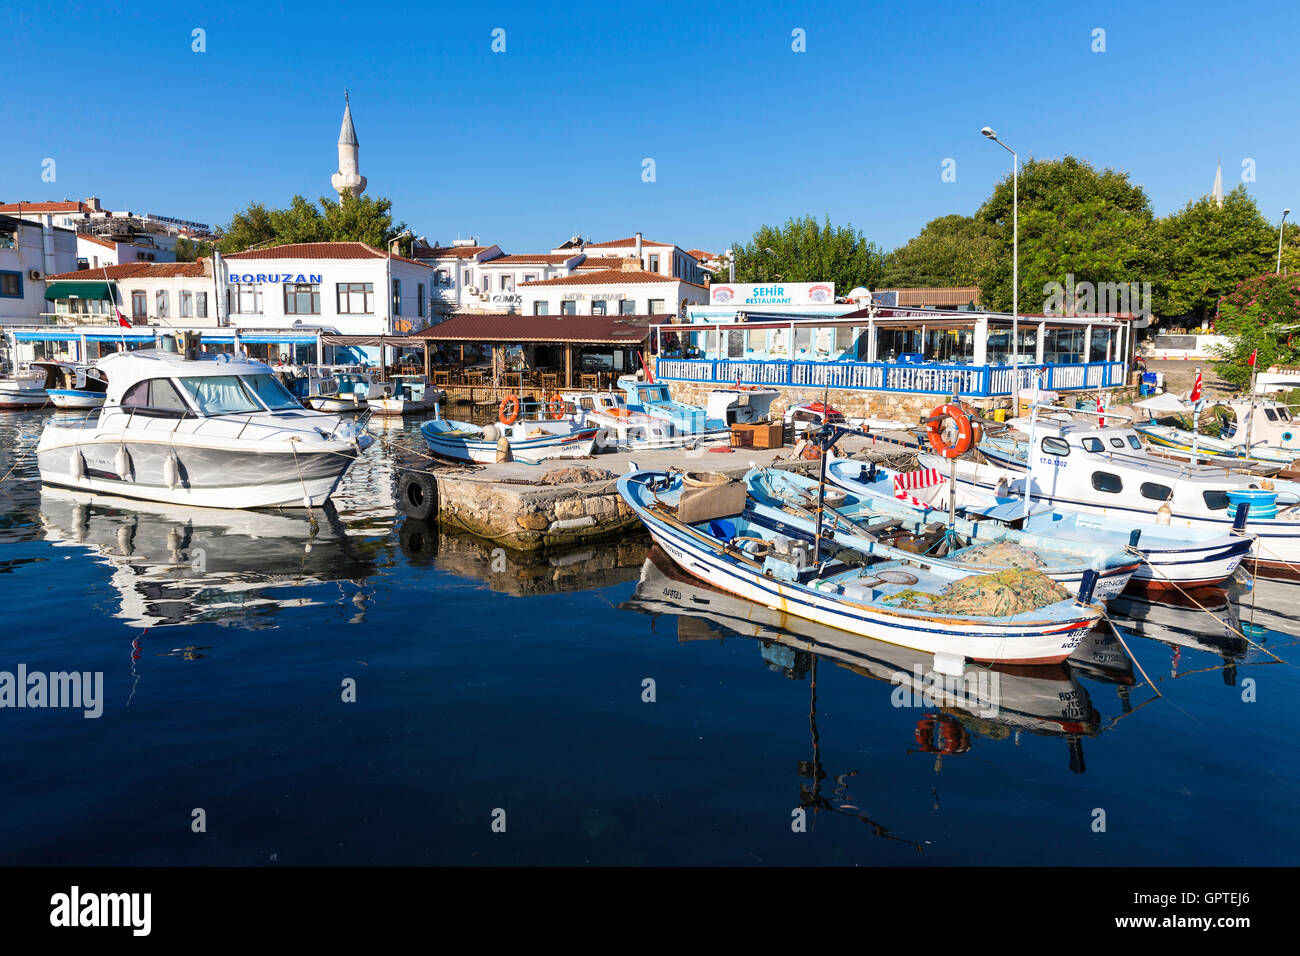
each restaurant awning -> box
[319,334,429,348]
[44,281,113,301]
[413,313,651,345]
[11,330,82,342]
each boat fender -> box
[70,450,85,482]
[496,436,512,463]
[1231,501,1250,534]
[114,446,132,481]
[396,471,438,521]
[925,402,974,459]
[481,424,499,442]
[163,453,180,490]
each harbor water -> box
[1,408,1297,865]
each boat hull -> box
[422,423,600,464]
[36,434,366,509]
[47,389,106,409]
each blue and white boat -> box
[827,453,1254,592]
[421,418,600,464]
[617,469,1103,665]
[36,361,109,409]
[745,465,1140,602]
[615,377,758,441]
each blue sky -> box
[4,0,1297,255]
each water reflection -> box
[621,547,1102,777]
[38,487,377,629]
[397,517,650,595]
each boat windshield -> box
[178,374,301,415]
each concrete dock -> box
[398,430,924,551]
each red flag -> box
[1096,393,1106,427]
[1190,368,1203,403]
[1249,349,1258,368]
[116,308,131,329]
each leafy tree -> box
[1152,186,1277,323]
[1209,273,1300,386]
[727,215,885,292]
[217,195,409,255]
[173,237,214,262]
[879,214,997,288]
[975,156,1155,314]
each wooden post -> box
[423,340,430,379]
[565,343,573,388]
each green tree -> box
[1210,274,1300,386]
[975,156,1155,314]
[217,195,409,255]
[727,215,885,292]
[879,214,997,288]
[173,237,214,262]
[1152,186,1277,323]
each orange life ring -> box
[926,402,974,459]
[499,395,520,425]
[546,394,566,420]
[801,442,823,461]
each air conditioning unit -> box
[28,270,42,280]
[478,293,490,301]
[466,286,479,296]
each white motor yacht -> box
[35,345,373,509]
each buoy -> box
[482,424,499,442]
[925,402,974,459]
[114,446,132,480]
[1156,501,1173,525]
[163,453,180,490]
[496,436,512,463]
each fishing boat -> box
[35,343,373,509]
[617,469,1103,665]
[370,374,447,416]
[622,546,1101,738]
[556,389,699,450]
[36,361,109,409]
[1214,397,1300,456]
[614,377,732,441]
[747,465,1140,602]
[421,417,600,464]
[0,367,51,409]
[827,454,1253,591]
[954,415,1300,579]
[1133,421,1291,472]
[298,366,386,413]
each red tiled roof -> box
[485,253,581,265]
[519,268,693,287]
[684,249,713,260]
[583,237,675,249]
[413,313,656,344]
[0,201,91,214]
[225,241,430,268]
[414,245,492,260]
[575,257,625,270]
[76,234,119,249]
[45,262,207,280]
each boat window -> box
[1127,435,1142,450]
[121,378,189,414]
[1265,408,1278,421]
[1202,490,1230,511]
[242,373,303,411]
[1041,437,1070,456]
[1279,407,1292,421]
[1140,481,1173,501]
[579,398,595,410]
[1109,437,1125,448]
[1082,437,1103,452]
[1091,471,1123,494]
[179,375,262,415]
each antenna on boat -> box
[812,382,831,564]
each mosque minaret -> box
[331,91,367,201]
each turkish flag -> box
[116,308,131,329]
[1249,349,1258,368]
[1190,368,1203,404]
[1096,393,1106,427]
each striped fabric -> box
[893,468,945,509]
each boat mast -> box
[1022,372,1040,520]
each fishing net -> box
[951,541,1044,569]
[885,568,1068,617]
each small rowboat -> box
[421,418,601,464]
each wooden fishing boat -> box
[617,469,1103,665]
[421,418,600,464]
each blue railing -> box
[654,358,1126,396]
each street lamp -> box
[982,126,1019,409]
[1279,209,1291,275]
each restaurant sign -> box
[710,282,835,306]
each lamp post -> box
[982,127,1019,409]
[1279,209,1291,275]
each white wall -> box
[519,278,708,317]
[0,223,77,326]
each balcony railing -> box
[653,357,1126,396]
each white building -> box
[557,234,705,283]
[0,214,78,328]
[0,198,211,255]
[518,262,708,317]
[76,233,175,269]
